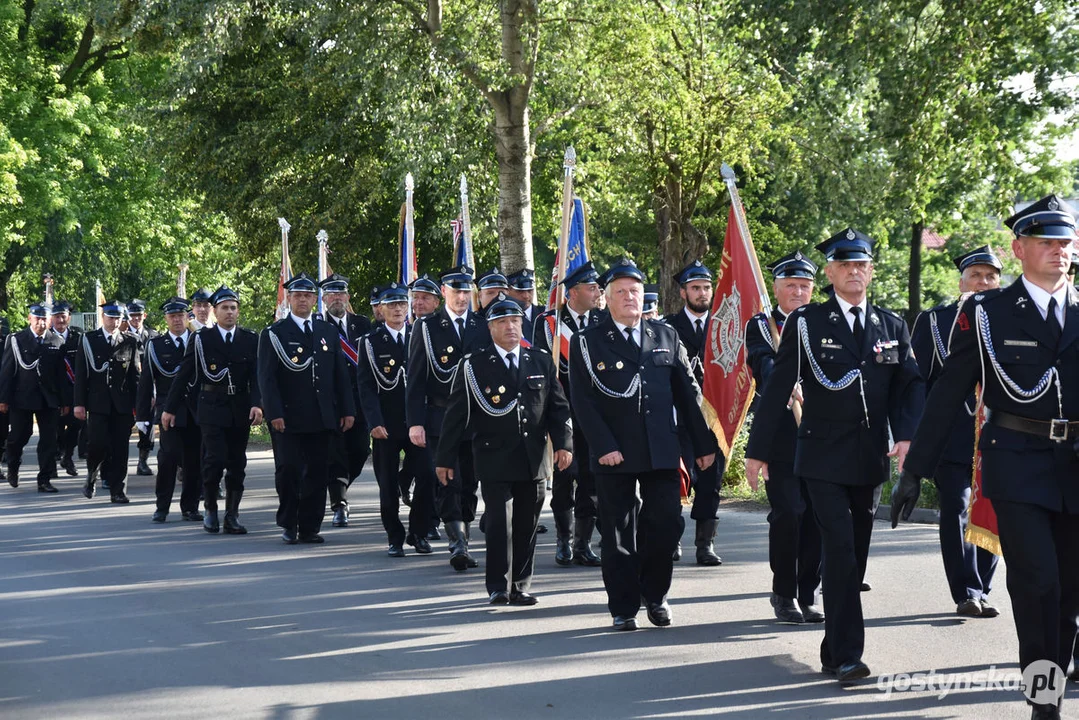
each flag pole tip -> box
[564,146,577,167]
[405,173,414,191]
[460,174,468,194]
[720,163,736,180]
[317,229,329,243]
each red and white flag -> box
[701,174,771,457]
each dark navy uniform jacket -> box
[137,333,194,427]
[746,295,924,486]
[74,328,141,414]
[164,325,260,427]
[55,326,82,407]
[258,317,356,433]
[744,308,797,466]
[321,311,372,423]
[405,308,490,436]
[663,308,709,385]
[0,329,67,410]
[910,301,978,468]
[357,324,409,434]
[569,315,716,474]
[905,279,1079,513]
[436,345,572,484]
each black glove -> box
[889,470,922,529]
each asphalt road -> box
[0,438,1074,719]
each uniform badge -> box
[828,311,839,321]
[292,357,299,363]
[440,356,448,363]
[297,347,304,354]
[498,385,506,393]
[974,294,984,301]
[597,362,606,371]
[485,386,491,394]
[383,366,391,373]
[875,355,884,364]
[447,346,455,354]
[957,313,970,331]
[615,361,624,369]
[210,364,217,371]
[492,395,501,403]
[1015,296,1028,307]
[389,359,395,366]
[870,314,880,326]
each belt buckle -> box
[1049,418,1069,442]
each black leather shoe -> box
[465,553,479,568]
[489,591,510,605]
[387,544,405,557]
[182,510,204,522]
[536,523,548,534]
[957,599,982,617]
[798,601,825,623]
[7,469,17,488]
[110,492,130,504]
[331,507,348,527]
[425,527,441,541]
[204,510,220,534]
[509,591,538,606]
[555,536,573,566]
[979,599,1000,618]
[836,661,871,682]
[223,513,247,535]
[407,534,433,554]
[82,480,94,499]
[299,533,325,544]
[281,528,298,544]
[63,456,78,476]
[152,510,167,523]
[770,594,805,624]
[38,481,58,494]
[860,581,872,592]
[672,541,682,561]
[612,615,638,631]
[646,601,672,627]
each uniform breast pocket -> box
[526,377,544,391]
[650,351,674,367]
[1000,345,1045,365]
[875,348,899,365]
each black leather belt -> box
[201,383,235,395]
[987,409,1079,442]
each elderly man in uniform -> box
[318,273,372,528]
[138,298,202,523]
[75,300,141,503]
[409,274,442,320]
[910,245,1002,618]
[407,265,491,569]
[664,260,724,566]
[746,229,924,682]
[571,259,717,631]
[534,261,606,567]
[894,196,1079,720]
[358,283,431,555]
[745,251,823,624]
[163,286,262,534]
[0,303,68,492]
[437,293,573,604]
[259,273,356,545]
[49,301,82,478]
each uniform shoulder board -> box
[873,305,903,321]
[535,347,550,355]
[796,306,807,313]
[239,327,258,338]
[971,287,1005,304]
[463,352,472,359]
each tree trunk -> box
[907,220,923,324]
[492,96,534,275]
[654,175,710,314]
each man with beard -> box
[75,300,141,503]
[139,298,202,523]
[664,259,723,566]
[260,273,355,544]
[49,301,82,478]
[0,303,68,492]
[436,293,573,604]
[318,273,372,528]
[744,251,823,625]
[163,286,262,534]
[407,265,490,569]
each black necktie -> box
[1046,297,1062,346]
[455,317,465,338]
[177,335,185,352]
[507,351,517,377]
[625,326,639,354]
[396,331,404,349]
[694,318,704,343]
[579,313,587,329]
[303,320,311,340]
[850,307,864,347]
[225,331,233,346]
